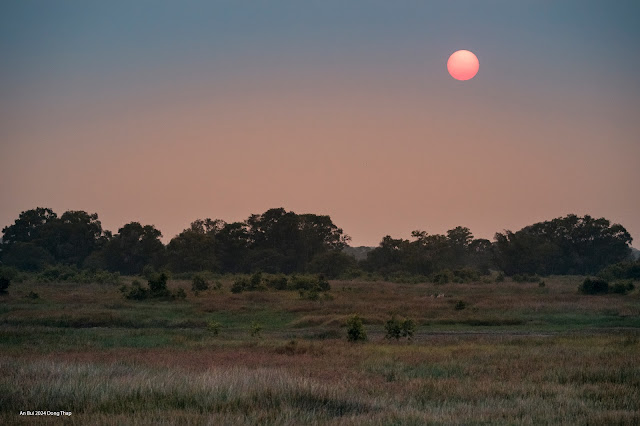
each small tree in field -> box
[385,315,415,341]
[346,314,367,342]
[192,274,209,295]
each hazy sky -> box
[2,1,639,246]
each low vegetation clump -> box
[579,278,610,295]
[384,315,415,341]
[250,321,263,338]
[511,274,541,283]
[36,265,121,285]
[346,314,367,342]
[231,273,330,294]
[0,275,10,294]
[191,274,209,295]
[119,273,184,301]
[609,281,635,295]
[454,300,467,310]
[598,259,640,281]
[206,320,221,335]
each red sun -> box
[447,50,479,81]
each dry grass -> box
[1,276,639,424]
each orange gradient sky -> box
[1,1,639,246]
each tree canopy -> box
[1,209,633,278]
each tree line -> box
[0,207,634,278]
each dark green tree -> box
[494,214,632,275]
[167,219,223,272]
[103,222,165,275]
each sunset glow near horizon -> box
[1,1,639,247]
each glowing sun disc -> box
[447,50,479,81]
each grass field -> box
[1,276,639,424]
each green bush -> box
[512,274,540,283]
[148,272,171,298]
[579,278,609,295]
[431,270,453,284]
[191,274,209,294]
[0,266,25,283]
[249,272,264,290]
[0,275,10,294]
[452,268,480,283]
[454,300,466,310]
[610,281,635,295]
[495,272,505,283]
[121,280,148,300]
[206,320,221,335]
[598,259,640,281]
[142,265,157,281]
[265,275,288,290]
[250,321,263,338]
[346,314,367,342]
[27,291,39,299]
[231,277,249,294]
[384,316,415,341]
[119,273,183,301]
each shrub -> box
[579,278,609,295]
[148,272,170,298]
[27,291,39,299]
[538,281,546,287]
[290,275,331,292]
[120,274,182,301]
[206,320,221,335]
[231,277,249,294]
[191,275,209,294]
[401,318,416,341]
[346,314,367,342]
[385,316,415,341]
[598,259,640,281]
[495,272,505,283]
[299,289,320,301]
[142,265,157,280]
[454,300,466,310]
[249,272,265,290]
[0,266,23,283]
[384,316,403,340]
[265,275,288,290]
[610,281,635,295]
[174,288,187,299]
[452,268,480,283]
[512,274,540,283]
[0,275,10,294]
[121,280,149,300]
[432,270,453,284]
[316,275,330,291]
[250,321,263,338]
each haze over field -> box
[1,1,639,246]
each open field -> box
[1,276,639,424]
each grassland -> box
[1,276,639,424]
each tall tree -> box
[167,219,223,272]
[103,222,165,275]
[493,214,632,275]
